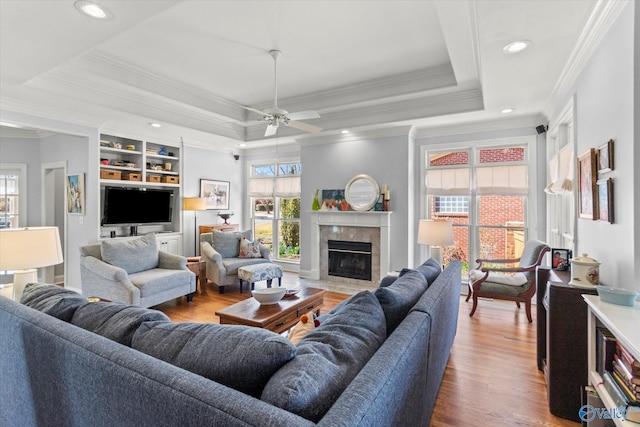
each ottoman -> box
[238,263,283,293]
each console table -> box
[536,266,597,422]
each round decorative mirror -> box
[345,174,380,211]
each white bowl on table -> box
[252,288,286,305]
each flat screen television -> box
[102,186,174,225]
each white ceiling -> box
[0,0,614,150]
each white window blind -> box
[476,165,528,195]
[425,168,470,195]
[548,145,573,194]
[248,176,301,198]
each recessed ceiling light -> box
[503,40,531,54]
[501,108,515,114]
[148,122,162,128]
[341,130,349,134]
[239,143,246,147]
[74,1,112,19]
[0,122,23,128]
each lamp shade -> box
[183,197,206,211]
[0,226,64,270]
[417,219,454,246]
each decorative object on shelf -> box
[597,178,614,223]
[569,253,600,287]
[551,248,571,271]
[578,148,598,220]
[417,219,454,266]
[0,226,63,301]
[321,189,345,211]
[126,145,135,151]
[311,189,321,211]
[183,197,206,256]
[159,146,167,156]
[66,173,85,215]
[345,174,380,211]
[595,285,638,307]
[200,179,230,210]
[597,139,614,175]
[217,211,234,225]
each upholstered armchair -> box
[467,239,550,323]
[80,234,196,307]
[200,230,271,293]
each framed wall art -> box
[598,139,614,175]
[66,173,85,215]
[577,149,598,220]
[597,178,614,223]
[200,179,230,210]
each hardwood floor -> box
[153,279,579,427]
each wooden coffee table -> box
[215,287,325,334]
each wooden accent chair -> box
[467,239,550,323]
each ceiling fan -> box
[244,50,321,137]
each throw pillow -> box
[211,230,252,258]
[469,270,527,286]
[101,233,158,274]
[374,269,428,335]
[20,283,88,322]
[131,321,296,397]
[261,291,386,422]
[287,311,319,345]
[239,236,262,258]
[70,301,169,346]
[415,258,442,286]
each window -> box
[424,139,534,279]
[249,161,301,263]
[0,165,26,229]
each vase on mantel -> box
[312,189,321,211]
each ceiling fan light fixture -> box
[74,1,112,19]
[503,40,531,54]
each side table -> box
[186,257,207,293]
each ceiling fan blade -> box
[265,123,279,137]
[287,110,320,121]
[243,106,268,116]
[286,120,322,133]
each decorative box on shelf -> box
[147,175,161,183]
[161,176,179,184]
[100,170,122,180]
[122,172,142,182]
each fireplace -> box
[328,240,372,281]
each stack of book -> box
[602,342,640,423]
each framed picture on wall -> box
[597,178,614,223]
[66,173,85,215]
[577,149,598,220]
[200,179,230,210]
[597,139,614,175]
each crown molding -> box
[413,113,546,139]
[545,0,627,117]
[298,125,414,147]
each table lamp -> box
[183,197,206,256]
[417,219,454,267]
[0,226,64,301]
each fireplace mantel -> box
[307,211,392,284]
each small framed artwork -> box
[598,139,614,174]
[200,179,230,210]
[578,148,598,220]
[66,173,85,215]
[551,248,571,271]
[597,178,614,223]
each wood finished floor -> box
[153,276,579,427]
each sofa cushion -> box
[239,236,262,258]
[261,291,386,422]
[378,274,399,288]
[20,282,88,322]
[374,269,428,335]
[70,301,169,346]
[128,268,193,297]
[101,233,158,274]
[211,230,252,259]
[415,258,442,285]
[469,269,527,286]
[131,321,296,397]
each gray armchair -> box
[80,234,196,307]
[467,239,550,323]
[200,230,271,293]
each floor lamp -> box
[183,197,206,257]
[417,219,454,267]
[0,226,64,301]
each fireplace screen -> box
[328,240,372,281]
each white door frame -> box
[41,161,67,285]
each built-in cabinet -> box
[584,295,640,427]
[98,133,183,254]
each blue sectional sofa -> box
[0,259,461,427]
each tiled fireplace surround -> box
[308,211,392,289]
